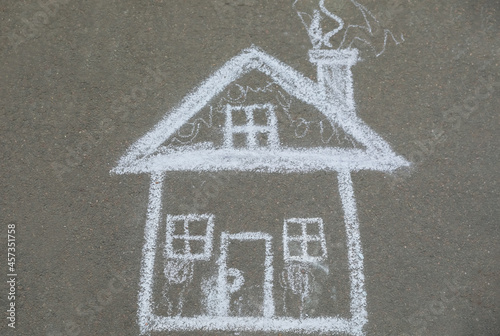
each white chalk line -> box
[150,315,353,333]
[215,232,274,318]
[338,170,367,336]
[282,262,313,319]
[117,46,408,335]
[137,173,164,335]
[169,106,214,145]
[294,0,344,49]
[116,5,410,334]
[162,259,194,317]
[223,103,280,149]
[116,147,408,175]
[283,218,328,263]
[164,214,215,261]
[338,0,404,57]
[137,175,368,335]
[164,82,365,155]
[295,0,404,56]
[112,47,409,176]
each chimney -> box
[309,48,359,117]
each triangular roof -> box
[112,46,409,174]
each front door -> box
[216,232,274,318]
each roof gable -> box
[112,46,409,174]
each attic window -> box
[283,218,327,263]
[165,214,215,260]
[224,104,279,149]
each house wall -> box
[149,171,354,320]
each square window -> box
[166,214,215,260]
[307,241,323,257]
[172,239,185,254]
[288,241,302,257]
[233,133,247,148]
[231,108,247,126]
[188,219,207,236]
[253,108,269,126]
[283,217,327,262]
[224,104,279,150]
[257,132,268,147]
[189,240,205,255]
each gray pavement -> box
[0,0,499,335]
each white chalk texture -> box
[113,7,408,334]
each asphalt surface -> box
[0,0,499,335]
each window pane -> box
[189,240,205,255]
[173,220,185,235]
[188,219,207,236]
[233,133,247,148]
[307,241,323,257]
[257,132,268,147]
[253,107,269,126]
[231,108,247,126]
[288,241,302,257]
[287,222,302,236]
[306,222,320,235]
[172,239,185,254]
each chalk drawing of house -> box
[112,45,410,335]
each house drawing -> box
[112,45,410,335]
